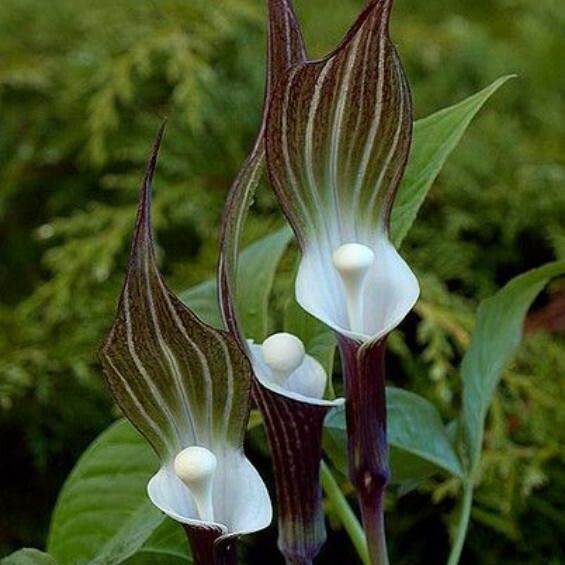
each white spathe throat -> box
[296,236,420,342]
[248,333,342,406]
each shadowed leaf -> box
[324,386,464,482]
[181,227,293,339]
[1,550,57,565]
[47,420,166,564]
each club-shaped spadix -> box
[332,243,375,333]
[174,447,217,523]
[258,332,328,399]
[262,332,305,384]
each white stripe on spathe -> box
[281,65,315,233]
[344,18,374,199]
[365,59,406,226]
[123,277,183,450]
[102,352,173,455]
[304,57,334,232]
[351,14,388,223]
[154,269,215,445]
[143,247,200,446]
[328,26,363,233]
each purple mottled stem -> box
[358,482,388,565]
[254,382,330,564]
[337,336,389,565]
[183,525,238,565]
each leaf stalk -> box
[320,461,369,565]
[446,483,474,565]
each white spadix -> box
[261,333,306,384]
[260,333,327,399]
[332,243,375,333]
[174,446,217,522]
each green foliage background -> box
[0,0,563,563]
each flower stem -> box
[358,482,388,565]
[337,336,390,565]
[447,483,474,565]
[320,461,369,565]
[183,525,238,565]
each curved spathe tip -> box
[296,236,419,343]
[248,341,344,407]
[147,449,272,535]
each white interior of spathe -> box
[147,448,272,534]
[248,341,343,407]
[296,235,420,342]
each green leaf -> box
[460,261,565,473]
[124,520,191,564]
[181,227,292,340]
[391,75,513,246]
[388,447,437,487]
[235,227,293,340]
[284,295,336,377]
[179,279,221,328]
[0,549,57,565]
[47,419,176,565]
[324,387,464,482]
[386,387,464,479]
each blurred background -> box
[0,0,563,563]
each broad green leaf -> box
[460,261,565,473]
[47,420,169,565]
[284,295,336,376]
[0,549,57,565]
[181,227,292,340]
[324,387,464,482]
[386,387,464,478]
[388,448,437,486]
[124,520,191,564]
[391,75,513,246]
[324,410,436,486]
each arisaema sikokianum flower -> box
[99,126,272,565]
[218,1,344,563]
[264,0,419,562]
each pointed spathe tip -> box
[131,121,167,258]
